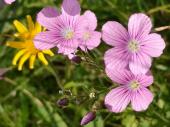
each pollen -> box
[83,32,91,41]
[128,40,140,52]
[63,28,74,40]
[129,80,139,90]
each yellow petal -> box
[34,22,42,33]
[42,50,54,56]
[29,55,36,69]
[38,52,48,65]
[12,49,27,65]
[26,15,34,31]
[18,52,31,71]
[6,41,25,49]
[13,20,28,33]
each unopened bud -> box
[71,56,82,64]
[57,98,69,107]
[80,112,96,126]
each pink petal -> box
[83,10,97,30]
[129,52,152,75]
[102,21,129,46]
[62,0,81,16]
[131,87,153,111]
[140,33,166,57]
[79,31,101,51]
[37,7,60,30]
[57,39,79,55]
[105,67,134,85]
[104,48,130,69]
[34,31,58,50]
[4,0,15,4]
[135,74,153,87]
[105,86,131,113]
[128,13,152,40]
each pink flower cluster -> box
[34,0,101,55]
[32,0,166,114]
[103,14,165,112]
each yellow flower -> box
[6,15,54,71]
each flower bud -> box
[71,56,82,64]
[80,112,96,126]
[57,98,69,107]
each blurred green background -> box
[1,0,170,127]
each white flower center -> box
[83,32,91,41]
[128,40,139,52]
[62,28,74,40]
[129,80,139,90]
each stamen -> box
[129,80,139,90]
[62,28,74,40]
[128,40,139,52]
[83,32,91,41]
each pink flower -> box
[79,11,101,51]
[34,0,101,55]
[105,68,154,113]
[80,112,96,126]
[4,0,15,4]
[102,13,165,74]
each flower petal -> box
[37,7,60,30]
[62,0,81,16]
[57,39,79,55]
[105,67,134,85]
[131,87,153,111]
[135,73,153,87]
[140,33,166,57]
[128,13,152,40]
[104,48,130,69]
[79,31,101,51]
[129,52,152,75]
[83,10,97,30]
[34,31,58,50]
[102,21,129,46]
[4,0,15,4]
[105,86,131,113]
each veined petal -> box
[37,7,60,30]
[131,87,153,111]
[57,39,79,55]
[12,49,27,65]
[29,55,36,69]
[105,86,131,113]
[135,74,153,87]
[18,52,31,71]
[83,10,97,30]
[13,20,28,33]
[62,0,81,16]
[105,67,134,85]
[129,52,152,75]
[104,48,130,69]
[102,21,129,46]
[34,31,58,50]
[38,52,48,65]
[128,13,152,40]
[26,15,34,31]
[6,41,25,49]
[140,33,166,57]
[42,50,54,56]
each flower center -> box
[83,32,91,41]
[62,28,74,40]
[129,80,139,90]
[128,40,139,52]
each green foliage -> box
[1,0,170,127]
